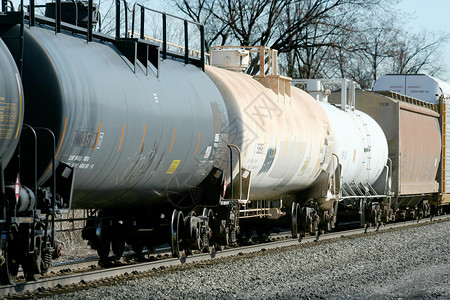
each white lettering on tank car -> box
[204,146,212,159]
[67,161,94,170]
[153,93,159,103]
[96,132,104,150]
[68,155,84,162]
[256,143,264,154]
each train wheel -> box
[291,202,299,238]
[171,210,185,258]
[23,228,44,281]
[183,215,197,256]
[202,209,214,253]
[132,242,144,258]
[97,237,111,261]
[96,215,111,262]
[23,248,42,281]
[0,239,19,285]
[23,256,41,281]
[214,225,227,251]
[112,239,125,258]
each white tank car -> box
[318,102,388,188]
[205,65,333,201]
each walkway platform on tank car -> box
[0,0,205,72]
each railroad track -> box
[1,215,448,298]
[48,246,173,275]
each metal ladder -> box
[0,4,24,75]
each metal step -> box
[112,37,160,75]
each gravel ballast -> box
[44,220,449,300]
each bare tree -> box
[98,0,117,35]
[330,10,404,88]
[389,30,448,76]
[167,0,395,72]
[163,0,449,86]
[333,9,449,88]
[164,0,231,50]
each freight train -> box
[0,1,448,285]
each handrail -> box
[227,144,242,201]
[87,0,92,41]
[331,153,340,196]
[115,0,132,39]
[34,127,57,248]
[128,31,210,58]
[22,124,37,196]
[131,3,205,69]
[134,3,204,25]
[2,1,205,68]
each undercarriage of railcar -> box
[0,128,75,284]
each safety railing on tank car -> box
[130,3,205,69]
[7,0,206,69]
[127,32,209,60]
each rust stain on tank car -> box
[139,125,147,153]
[298,141,302,158]
[273,136,277,157]
[117,123,125,152]
[168,128,176,154]
[14,74,22,139]
[194,131,201,155]
[56,117,67,158]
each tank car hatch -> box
[210,47,250,72]
[45,1,99,28]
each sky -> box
[394,0,450,81]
